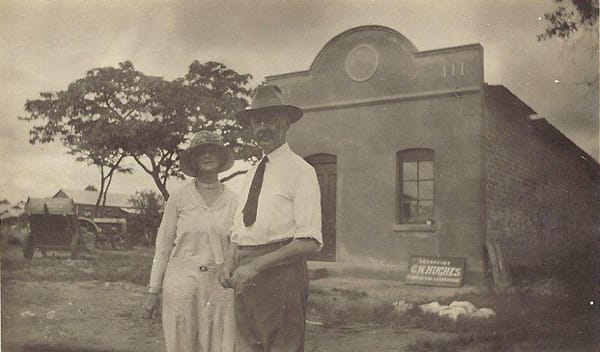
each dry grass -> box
[1,245,154,286]
[405,291,599,351]
[4,243,597,351]
[308,280,599,351]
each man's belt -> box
[237,238,293,250]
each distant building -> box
[52,189,133,218]
[265,26,599,284]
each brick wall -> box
[484,89,540,268]
[484,86,599,274]
[530,120,599,271]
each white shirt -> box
[148,182,237,293]
[231,143,323,248]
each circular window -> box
[345,45,379,82]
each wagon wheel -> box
[23,234,34,259]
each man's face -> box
[250,112,290,154]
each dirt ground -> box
[1,245,448,352]
[2,243,597,352]
[1,280,451,352]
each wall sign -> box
[406,255,466,287]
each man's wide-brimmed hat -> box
[235,85,303,124]
[180,131,234,177]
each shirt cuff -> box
[147,286,161,294]
[293,233,323,250]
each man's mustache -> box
[256,130,273,139]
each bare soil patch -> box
[2,244,597,351]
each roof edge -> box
[531,118,599,168]
[485,84,537,116]
[416,43,483,57]
[266,70,311,82]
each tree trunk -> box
[153,174,170,201]
[94,166,106,218]
[133,155,171,201]
[99,155,125,209]
[102,171,115,207]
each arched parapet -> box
[266,25,483,112]
[309,25,418,73]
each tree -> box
[538,0,598,40]
[129,190,164,217]
[84,185,98,191]
[180,61,259,162]
[21,61,259,202]
[129,190,164,246]
[20,62,146,214]
[538,0,599,90]
[119,61,258,200]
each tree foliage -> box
[21,62,139,213]
[538,0,599,91]
[129,190,164,218]
[118,60,258,199]
[21,61,258,201]
[538,0,599,40]
[128,190,165,246]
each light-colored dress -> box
[148,182,237,352]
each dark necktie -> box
[242,156,268,227]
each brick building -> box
[264,26,599,284]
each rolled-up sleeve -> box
[292,167,323,249]
[147,195,178,293]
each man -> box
[219,85,322,352]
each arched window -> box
[397,149,434,224]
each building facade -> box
[265,26,599,284]
[53,189,132,219]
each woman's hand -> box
[142,292,160,319]
[218,263,234,288]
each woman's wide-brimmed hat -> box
[235,85,303,124]
[180,131,235,176]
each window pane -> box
[418,201,434,221]
[398,149,435,224]
[419,161,433,179]
[419,181,434,199]
[402,201,418,223]
[403,161,417,180]
[402,181,418,200]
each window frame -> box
[397,148,434,225]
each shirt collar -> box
[263,143,290,162]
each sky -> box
[1,0,598,204]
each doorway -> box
[306,153,337,261]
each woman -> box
[143,131,237,352]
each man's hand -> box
[218,264,234,289]
[142,292,160,319]
[230,263,260,294]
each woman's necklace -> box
[194,179,223,207]
[195,178,222,190]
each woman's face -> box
[192,145,223,174]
